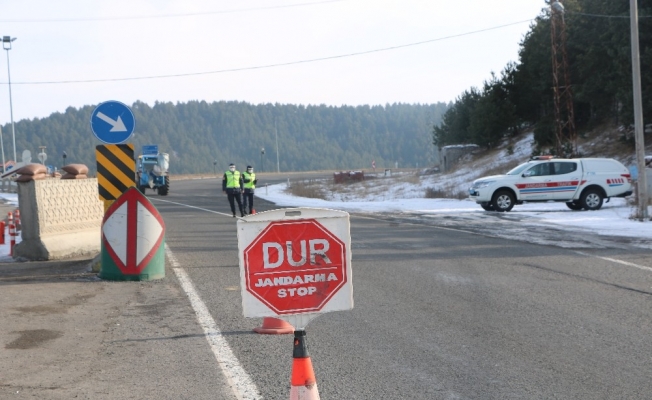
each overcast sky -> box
[0,0,545,123]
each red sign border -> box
[102,187,166,274]
[243,218,348,315]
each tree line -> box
[433,0,652,154]
[0,101,448,175]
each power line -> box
[0,0,345,23]
[4,19,534,86]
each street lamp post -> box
[0,125,5,174]
[213,160,217,175]
[2,36,17,164]
[260,147,265,173]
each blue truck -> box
[137,145,170,196]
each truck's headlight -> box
[472,180,495,189]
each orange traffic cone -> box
[290,330,320,400]
[253,317,294,334]
[251,209,256,215]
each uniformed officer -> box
[242,165,258,215]
[222,163,244,218]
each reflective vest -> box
[225,170,241,188]
[243,172,256,189]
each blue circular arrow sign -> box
[90,101,136,144]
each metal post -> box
[630,0,648,220]
[0,125,5,174]
[2,37,17,164]
[275,119,280,173]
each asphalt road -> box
[3,174,652,399]
[156,175,652,399]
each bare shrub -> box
[425,186,468,200]
[285,179,327,199]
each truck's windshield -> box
[506,162,534,176]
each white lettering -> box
[257,274,336,288]
[263,242,283,269]
[287,240,307,267]
[310,239,331,265]
[255,278,274,287]
[276,286,318,297]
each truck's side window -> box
[527,163,553,176]
[554,162,577,175]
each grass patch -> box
[425,186,468,200]
[285,179,328,199]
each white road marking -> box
[575,251,652,272]
[153,198,244,219]
[165,245,262,400]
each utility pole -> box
[550,1,577,157]
[275,118,280,173]
[630,0,648,220]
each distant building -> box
[440,144,479,172]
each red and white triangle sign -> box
[102,187,165,274]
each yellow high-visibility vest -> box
[225,170,241,188]
[243,172,256,189]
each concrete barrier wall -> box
[14,179,104,260]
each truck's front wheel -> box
[492,190,515,212]
[480,202,494,211]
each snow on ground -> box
[256,182,652,240]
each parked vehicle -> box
[137,148,170,196]
[469,156,632,212]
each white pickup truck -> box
[469,156,633,212]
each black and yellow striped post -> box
[96,144,136,212]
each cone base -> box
[290,383,320,400]
[253,317,294,334]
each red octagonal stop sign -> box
[243,219,347,315]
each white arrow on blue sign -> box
[91,101,136,144]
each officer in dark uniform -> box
[222,163,244,217]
